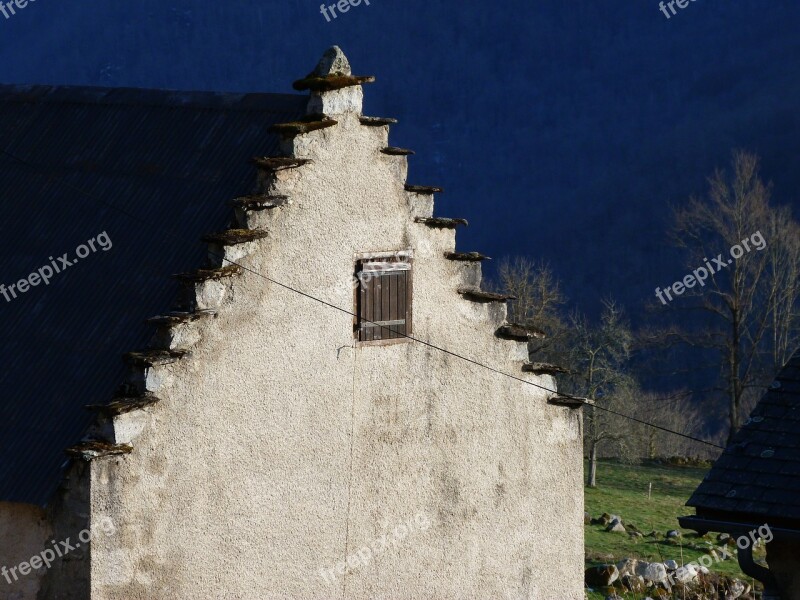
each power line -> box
[0,147,725,450]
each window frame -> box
[353,250,413,346]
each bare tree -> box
[667,151,800,442]
[626,389,718,461]
[561,300,635,487]
[495,257,570,360]
[763,207,800,371]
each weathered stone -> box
[620,573,645,593]
[313,45,351,76]
[635,561,668,584]
[673,564,698,583]
[606,520,626,533]
[585,565,619,587]
[616,558,640,578]
[666,529,681,539]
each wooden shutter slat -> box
[385,272,394,339]
[395,271,408,337]
[373,274,382,340]
[365,275,374,341]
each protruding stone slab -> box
[66,440,133,461]
[269,115,338,137]
[360,116,398,126]
[382,147,415,156]
[496,323,546,341]
[146,310,217,327]
[201,229,268,246]
[405,185,443,194]
[523,362,568,375]
[229,194,289,211]
[251,157,312,172]
[294,75,375,93]
[458,288,515,303]
[548,396,589,409]
[445,252,491,262]
[415,217,468,229]
[124,349,189,368]
[173,264,242,283]
[86,394,161,417]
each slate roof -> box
[0,84,306,506]
[686,348,800,527]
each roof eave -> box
[679,512,800,539]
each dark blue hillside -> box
[0,86,305,504]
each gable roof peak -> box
[314,46,351,77]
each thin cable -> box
[0,147,724,450]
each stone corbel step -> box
[251,157,312,172]
[548,396,591,409]
[523,362,569,375]
[66,440,133,461]
[201,229,268,246]
[360,116,397,127]
[85,393,161,417]
[172,264,242,283]
[415,217,468,229]
[405,185,443,194]
[458,288,515,303]
[229,194,289,212]
[445,252,491,262]
[382,147,415,156]
[146,309,217,328]
[269,115,338,137]
[293,74,375,92]
[124,349,189,368]
[496,323,546,341]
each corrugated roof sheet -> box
[687,348,800,524]
[0,84,307,506]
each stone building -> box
[681,348,800,600]
[0,47,584,599]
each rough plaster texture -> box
[40,51,584,600]
[0,502,51,600]
[767,541,800,600]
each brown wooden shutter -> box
[357,256,411,342]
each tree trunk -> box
[728,309,742,444]
[587,442,598,488]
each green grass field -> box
[584,460,764,599]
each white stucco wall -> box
[70,53,584,600]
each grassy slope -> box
[584,460,764,599]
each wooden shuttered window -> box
[356,254,412,343]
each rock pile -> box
[585,557,753,600]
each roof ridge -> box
[0,84,305,112]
